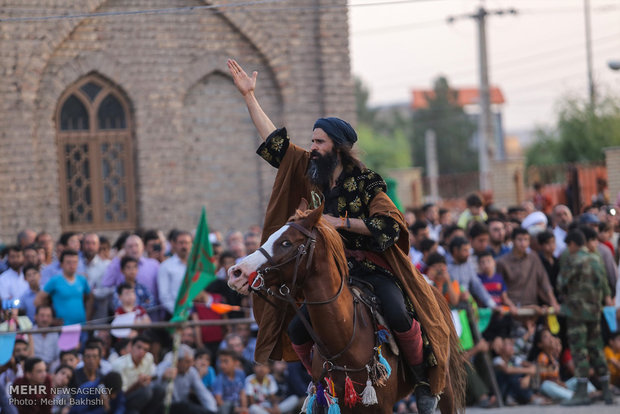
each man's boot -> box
[395,322,437,414]
[600,376,615,405]
[562,378,591,406]
[291,341,313,374]
[411,364,439,414]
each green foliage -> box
[410,77,478,174]
[526,94,620,166]
[354,77,412,174]
[356,124,412,174]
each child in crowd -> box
[19,264,41,322]
[114,282,151,324]
[195,348,217,390]
[244,363,279,414]
[424,253,459,307]
[213,349,247,414]
[532,328,573,402]
[477,251,516,311]
[112,256,154,310]
[492,336,537,405]
[605,332,620,388]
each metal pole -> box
[425,129,439,202]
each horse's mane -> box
[291,209,348,277]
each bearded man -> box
[227,59,452,413]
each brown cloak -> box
[253,141,451,394]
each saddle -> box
[348,275,400,357]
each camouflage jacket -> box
[557,247,611,321]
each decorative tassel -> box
[324,377,336,398]
[327,398,341,414]
[368,356,389,386]
[376,325,390,344]
[305,394,316,414]
[361,379,379,406]
[344,374,361,407]
[377,347,392,378]
[316,382,328,407]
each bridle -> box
[249,221,359,368]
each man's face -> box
[244,235,260,255]
[23,248,39,267]
[131,340,150,364]
[83,348,101,371]
[14,342,29,358]
[61,254,79,276]
[35,307,53,328]
[471,234,489,254]
[453,244,470,263]
[541,238,556,257]
[124,236,144,259]
[310,128,335,157]
[26,361,47,385]
[178,355,193,375]
[425,206,438,223]
[7,250,24,271]
[122,262,139,284]
[489,222,505,245]
[37,233,54,252]
[66,235,81,252]
[586,238,598,253]
[227,336,245,356]
[553,206,572,230]
[25,268,40,290]
[181,327,195,346]
[83,234,100,258]
[175,234,192,260]
[513,234,530,255]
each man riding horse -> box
[226,59,453,414]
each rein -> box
[250,221,360,368]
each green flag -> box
[171,207,216,322]
[452,309,474,351]
[385,177,403,212]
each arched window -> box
[56,75,136,230]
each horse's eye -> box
[281,240,292,248]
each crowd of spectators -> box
[1,188,620,413]
[398,193,620,412]
[0,228,310,414]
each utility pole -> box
[448,7,517,191]
[425,129,439,202]
[584,0,595,107]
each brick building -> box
[0,0,355,243]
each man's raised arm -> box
[227,59,276,141]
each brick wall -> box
[0,0,355,243]
[491,158,525,208]
[605,147,620,207]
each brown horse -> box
[228,203,466,413]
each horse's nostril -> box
[233,269,242,278]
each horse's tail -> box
[435,289,468,413]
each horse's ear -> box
[305,202,324,227]
[297,198,309,212]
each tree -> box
[410,77,478,174]
[526,93,620,166]
[354,77,412,175]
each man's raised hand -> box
[227,59,257,97]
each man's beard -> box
[307,149,338,191]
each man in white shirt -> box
[83,233,113,321]
[111,335,164,413]
[0,245,28,301]
[158,231,192,316]
[552,204,572,258]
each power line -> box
[0,0,447,23]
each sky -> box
[349,0,620,133]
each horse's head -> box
[228,199,323,295]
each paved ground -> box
[466,401,617,414]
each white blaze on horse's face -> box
[227,225,289,295]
